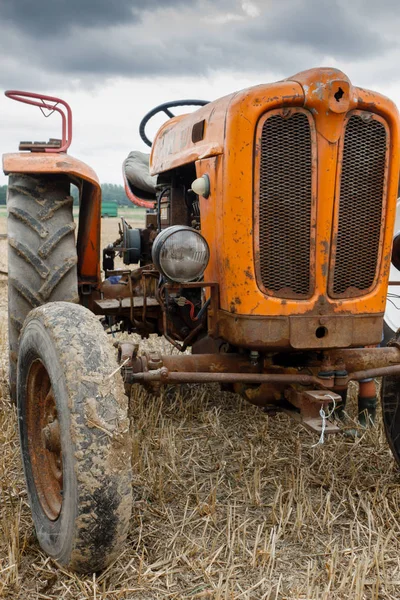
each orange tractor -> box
[4,67,400,572]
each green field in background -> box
[0,206,146,220]
[73,206,146,219]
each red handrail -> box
[5,90,72,153]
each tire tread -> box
[7,173,78,401]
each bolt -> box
[160,367,169,381]
[250,351,259,366]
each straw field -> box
[0,216,400,599]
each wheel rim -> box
[26,359,63,520]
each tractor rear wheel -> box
[18,302,132,572]
[381,331,400,466]
[7,173,78,401]
[381,378,400,466]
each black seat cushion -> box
[123,151,157,200]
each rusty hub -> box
[26,360,63,520]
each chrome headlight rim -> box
[152,225,210,283]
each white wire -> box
[312,394,336,447]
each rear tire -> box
[18,302,132,572]
[381,329,400,466]
[7,173,78,401]
[382,321,396,347]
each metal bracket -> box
[284,389,341,434]
[80,283,93,296]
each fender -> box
[3,152,101,288]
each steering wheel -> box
[139,99,209,147]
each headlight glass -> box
[152,226,209,283]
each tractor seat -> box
[123,151,158,201]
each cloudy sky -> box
[1,0,400,186]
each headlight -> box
[152,225,210,283]
[191,175,210,198]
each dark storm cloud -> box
[0,0,199,34]
[0,0,398,88]
[0,0,134,33]
[245,0,388,58]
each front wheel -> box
[18,302,132,572]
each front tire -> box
[18,302,132,572]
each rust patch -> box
[320,239,329,254]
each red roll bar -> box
[5,90,72,153]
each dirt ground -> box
[1,216,400,599]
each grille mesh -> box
[258,112,313,297]
[332,115,387,297]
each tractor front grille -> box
[257,110,314,298]
[330,114,388,298]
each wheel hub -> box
[42,417,61,453]
[26,360,63,520]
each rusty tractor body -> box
[4,68,400,572]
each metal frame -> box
[5,90,72,153]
